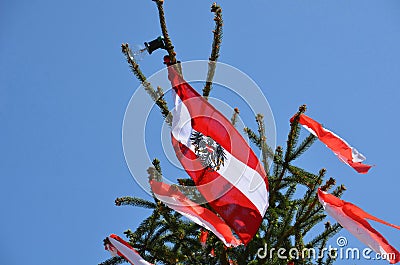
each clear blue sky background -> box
[1,1,399,264]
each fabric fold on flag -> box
[164,56,269,245]
[104,234,153,265]
[150,180,242,247]
[318,189,399,264]
[291,114,372,174]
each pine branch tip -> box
[115,197,122,206]
[211,3,221,13]
[121,43,129,54]
[299,104,307,113]
[325,221,331,229]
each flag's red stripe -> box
[292,114,372,174]
[167,65,268,190]
[172,136,262,244]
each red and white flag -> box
[291,114,372,174]
[164,56,269,244]
[318,189,400,264]
[104,234,153,265]
[150,180,241,247]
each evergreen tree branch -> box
[307,222,342,248]
[287,165,319,183]
[121,43,172,125]
[148,225,169,244]
[124,212,161,243]
[256,114,274,171]
[244,127,262,148]
[98,256,125,265]
[319,177,337,192]
[272,146,283,179]
[244,113,274,171]
[148,159,163,183]
[143,214,165,254]
[220,244,230,265]
[138,242,176,265]
[289,133,317,161]
[324,249,337,265]
[295,169,326,217]
[152,0,177,64]
[284,104,307,163]
[203,3,223,98]
[274,105,307,194]
[299,214,326,232]
[152,158,163,176]
[277,185,298,237]
[155,86,173,125]
[265,146,283,237]
[209,2,223,63]
[121,43,157,99]
[317,237,329,265]
[264,207,279,248]
[177,178,195,186]
[147,159,166,204]
[274,170,325,250]
[115,196,157,209]
[332,184,346,198]
[280,175,311,189]
[297,176,336,234]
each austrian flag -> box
[292,114,372,174]
[318,189,400,264]
[164,56,269,245]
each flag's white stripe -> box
[172,91,192,147]
[172,93,269,215]
[108,237,152,265]
[154,193,240,247]
[318,194,390,262]
[302,124,317,137]
[351,147,366,163]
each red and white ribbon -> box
[318,189,399,264]
[105,234,153,265]
[292,114,372,173]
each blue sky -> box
[1,1,399,264]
